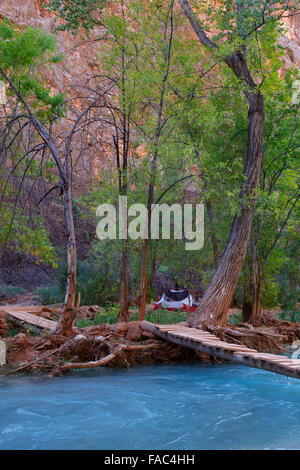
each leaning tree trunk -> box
[180,0,265,327]
[55,184,77,337]
[189,92,265,327]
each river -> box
[1,363,300,449]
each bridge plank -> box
[141,321,300,380]
[0,306,57,330]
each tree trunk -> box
[242,255,252,322]
[0,66,78,337]
[206,199,220,269]
[119,240,129,322]
[138,238,150,321]
[242,292,253,323]
[149,246,157,299]
[137,3,174,320]
[56,184,77,337]
[138,144,158,321]
[188,92,265,327]
[250,262,262,321]
[242,231,262,322]
[196,153,220,269]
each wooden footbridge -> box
[0,305,57,331]
[1,306,300,379]
[141,321,300,380]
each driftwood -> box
[203,323,285,353]
[7,327,165,376]
[55,343,160,374]
[7,335,79,375]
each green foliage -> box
[75,305,119,327]
[6,323,19,338]
[47,0,107,33]
[0,20,62,267]
[75,305,188,327]
[54,258,120,307]
[2,0,298,317]
[0,19,65,119]
[0,21,56,67]
[0,284,26,299]
[34,284,63,305]
[279,305,300,323]
[75,261,120,306]
[143,309,188,325]
[228,312,243,325]
[0,206,58,267]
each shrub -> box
[75,305,120,327]
[0,284,26,299]
[228,312,242,325]
[58,259,120,307]
[74,306,188,327]
[34,284,63,305]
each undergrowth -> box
[75,306,188,327]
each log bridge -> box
[141,321,300,380]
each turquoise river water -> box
[0,363,300,450]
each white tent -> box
[154,289,197,312]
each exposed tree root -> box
[6,322,212,376]
[5,313,300,376]
[203,315,300,353]
[54,343,161,375]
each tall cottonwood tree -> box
[180,0,298,326]
[243,93,300,321]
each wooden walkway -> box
[0,305,57,331]
[141,321,300,380]
[1,307,299,379]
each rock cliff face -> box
[282,11,300,69]
[1,1,299,80]
[0,0,100,101]
[0,1,299,186]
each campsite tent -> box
[153,289,198,312]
